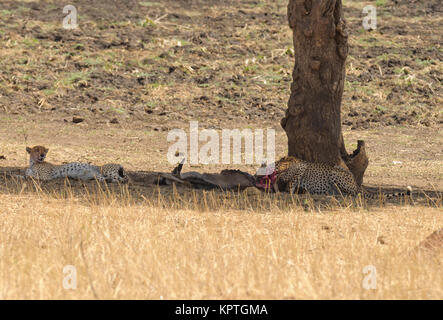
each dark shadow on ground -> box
[1,167,441,211]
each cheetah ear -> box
[26,147,31,154]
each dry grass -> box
[0,185,441,300]
[0,0,441,300]
[0,115,441,300]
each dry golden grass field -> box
[0,0,442,299]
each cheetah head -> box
[26,146,49,164]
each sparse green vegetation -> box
[139,17,156,28]
[0,9,13,16]
[62,71,91,86]
[22,38,39,47]
[0,1,441,300]
[42,88,56,96]
[415,58,433,67]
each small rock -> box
[137,77,145,85]
[30,2,40,10]
[377,236,386,245]
[168,66,176,73]
[53,34,62,42]
[0,155,6,160]
[110,118,119,124]
[72,117,84,123]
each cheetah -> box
[256,156,410,198]
[24,146,128,183]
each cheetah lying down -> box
[255,156,411,198]
[23,146,128,183]
[20,146,409,197]
[167,155,410,198]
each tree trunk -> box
[281,0,368,186]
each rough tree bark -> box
[281,0,368,186]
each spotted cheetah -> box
[256,156,410,198]
[25,146,128,183]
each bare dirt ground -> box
[0,0,441,129]
[0,0,442,299]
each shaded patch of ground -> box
[0,166,440,210]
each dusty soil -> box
[0,0,441,204]
[0,1,441,300]
[0,0,441,131]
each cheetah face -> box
[26,146,49,164]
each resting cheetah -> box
[256,156,410,198]
[25,146,128,183]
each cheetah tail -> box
[363,186,413,199]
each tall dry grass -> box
[0,181,441,299]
